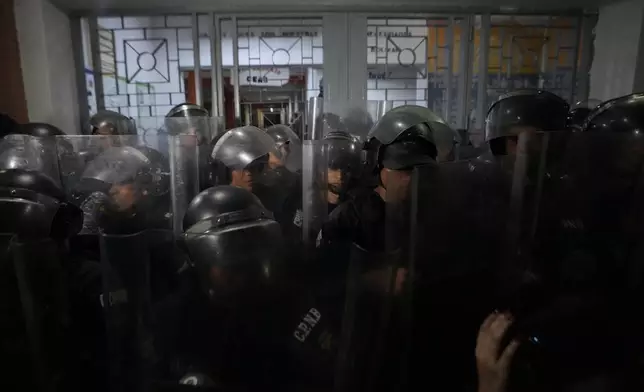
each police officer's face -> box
[179,127,199,147]
[506,126,539,158]
[268,151,284,169]
[109,183,139,211]
[231,169,254,191]
[92,124,115,136]
[381,168,411,202]
[327,168,343,204]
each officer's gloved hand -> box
[475,312,520,392]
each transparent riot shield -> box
[366,100,393,123]
[138,116,225,192]
[400,156,516,391]
[55,134,192,392]
[265,124,303,174]
[331,168,416,392]
[57,134,197,237]
[0,134,82,391]
[476,130,644,390]
[0,134,62,186]
[0,237,70,392]
[306,98,377,142]
[301,139,328,246]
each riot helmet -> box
[76,145,170,233]
[583,93,644,134]
[324,131,361,201]
[343,108,375,142]
[164,103,211,139]
[210,126,277,191]
[89,110,136,136]
[389,105,460,162]
[313,112,347,140]
[0,134,62,187]
[364,106,437,171]
[19,123,66,137]
[485,90,569,156]
[567,108,593,131]
[1,134,81,238]
[362,106,438,203]
[182,186,282,305]
[0,170,82,239]
[581,93,644,179]
[79,145,170,198]
[265,124,302,172]
[567,99,602,131]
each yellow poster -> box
[427,20,579,75]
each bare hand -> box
[475,312,520,392]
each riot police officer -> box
[318,105,437,258]
[151,186,343,390]
[469,92,644,392]
[89,110,136,136]
[210,126,274,192]
[323,130,361,213]
[484,90,569,159]
[74,144,171,235]
[318,106,440,391]
[260,124,307,241]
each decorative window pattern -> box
[97,15,196,119]
[366,18,463,126]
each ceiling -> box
[53,0,623,15]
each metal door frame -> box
[80,11,593,131]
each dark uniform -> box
[0,135,90,392]
[151,186,344,391]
